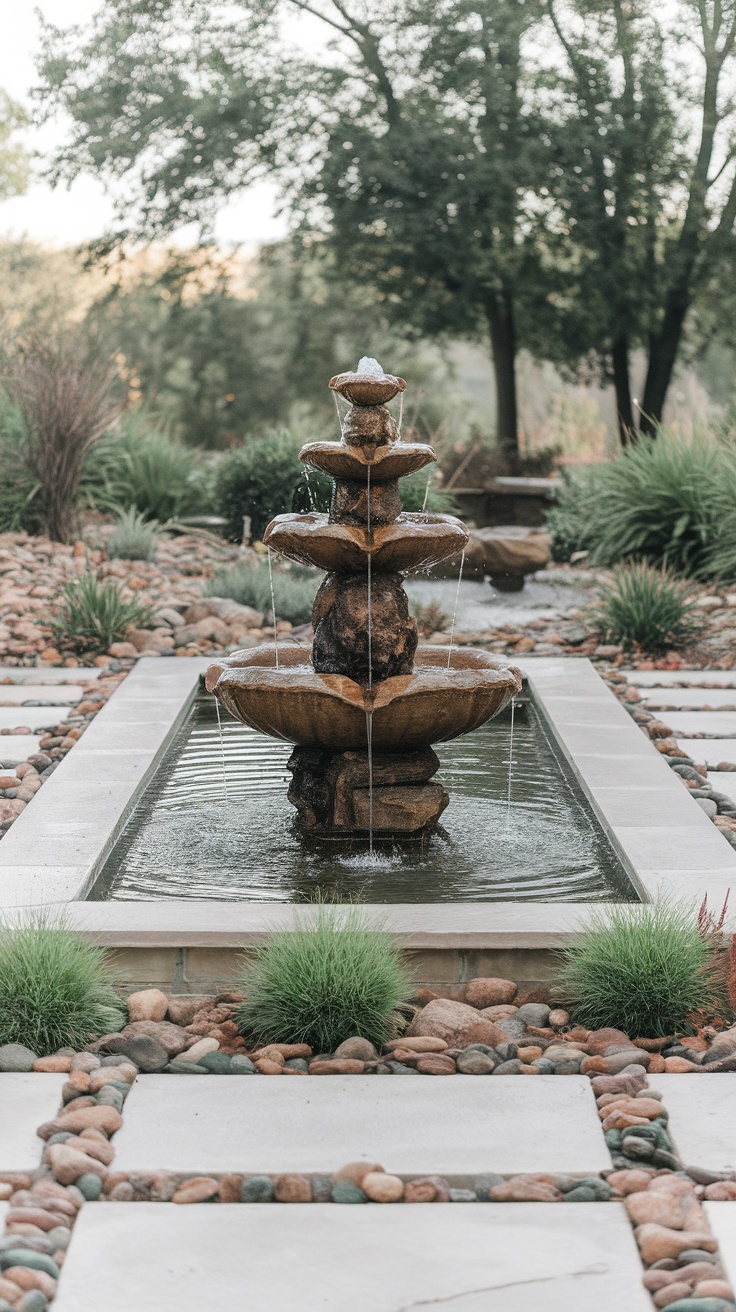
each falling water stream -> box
[506,696,516,822]
[303,465,318,512]
[446,548,465,669]
[214,699,228,802]
[421,467,433,513]
[366,461,374,854]
[266,546,280,669]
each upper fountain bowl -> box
[206,645,522,752]
[330,367,407,407]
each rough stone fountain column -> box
[206,360,521,840]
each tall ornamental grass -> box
[592,562,704,653]
[558,901,722,1038]
[206,560,318,625]
[52,571,152,652]
[546,429,736,580]
[0,916,125,1054]
[237,905,412,1052]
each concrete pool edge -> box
[0,655,733,990]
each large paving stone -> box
[53,1202,650,1312]
[676,739,736,767]
[639,688,736,709]
[704,1202,736,1291]
[624,670,736,687]
[0,1073,66,1170]
[0,686,82,705]
[114,1075,610,1179]
[0,707,70,731]
[0,668,102,683]
[0,735,42,766]
[664,711,736,736]
[649,1074,736,1172]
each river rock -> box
[417,1054,456,1075]
[490,1175,563,1202]
[119,1021,188,1055]
[334,1162,384,1187]
[403,1176,451,1203]
[102,1036,168,1073]
[384,1037,448,1053]
[241,1176,274,1202]
[607,1169,657,1195]
[464,978,517,1008]
[46,1144,107,1186]
[32,1056,71,1073]
[39,1106,122,1138]
[166,995,215,1027]
[0,1045,37,1072]
[273,1174,312,1203]
[308,1059,365,1075]
[636,1224,717,1264]
[457,1048,496,1074]
[334,1037,378,1061]
[126,989,169,1022]
[185,1037,220,1063]
[171,1177,219,1204]
[406,998,507,1048]
[516,1003,550,1027]
[586,1028,633,1055]
[362,1172,404,1202]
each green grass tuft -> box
[0,916,126,1055]
[52,570,153,652]
[206,560,318,626]
[108,507,161,561]
[558,900,722,1038]
[236,904,412,1052]
[592,561,704,654]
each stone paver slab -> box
[53,1202,650,1312]
[0,668,102,683]
[0,1074,66,1171]
[704,1202,736,1292]
[649,1075,736,1172]
[0,685,82,705]
[114,1075,610,1179]
[661,711,736,736]
[624,670,736,687]
[0,735,42,765]
[676,739,736,767]
[0,707,69,731]
[640,688,736,709]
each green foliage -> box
[592,562,703,654]
[88,418,209,523]
[108,508,160,561]
[236,904,412,1051]
[0,402,44,534]
[207,560,318,626]
[52,570,152,652]
[558,901,721,1038]
[0,90,30,201]
[214,430,311,541]
[547,432,736,576]
[400,469,457,516]
[0,915,125,1055]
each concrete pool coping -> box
[1,654,734,990]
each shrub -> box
[108,508,160,561]
[236,904,412,1051]
[400,468,457,515]
[1,330,123,542]
[413,600,449,637]
[207,560,318,625]
[592,561,704,654]
[0,916,125,1054]
[215,430,309,541]
[546,430,736,576]
[87,419,209,523]
[558,900,722,1038]
[52,570,152,652]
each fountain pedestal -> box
[206,359,522,842]
[286,744,448,835]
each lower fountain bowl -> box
[205,645,522,752]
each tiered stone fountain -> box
[206,360,521,838]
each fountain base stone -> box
[286,744,449,835]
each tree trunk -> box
[611,333,634,444]
[485,293,519,469]
[639,293,690,436]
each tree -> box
[546,0,736,437]
[36,0,559,466]
[0,90,30,200]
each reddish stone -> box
[334,1163,384,1187]
[41,1105,122,1137]
[273,1174,312,1202]
[607,1169,655,1196]
[403,1176,450,1203]
[663,1056,700,1072]
[704,1181,736,1200]
[172,1177,219,1204]
[490,1175,562,1202]
[218,1174,244,1203]
[585,1028,633,1055]
[464,977,517,1009]
[635,1223,717,1264]
[308,1059,365,1075]
[416,1054,456,1075]
[362,1172,404,1202]
[384,1037,448,1054]
[32,1055,71,1073]
[4,1268,57,1298]
[652,1283,694,1308]
[254,1058,283,1075]
[406,998,507,1049]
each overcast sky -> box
[0,0,288,249]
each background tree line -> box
[31,0,736,464]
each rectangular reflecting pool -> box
[88,687,637,903]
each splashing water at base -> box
[357,356,384,376]
[267,546,280,670]
[337,849,401,873]
[365,708,374,856]
[214,699,229,802]
[446,548,465,669]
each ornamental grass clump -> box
[52,570,152,652]
[108,507,160,561]
[592,561,703,653]
[0,916,125,1054]
[236,905,412,1052]
[558,900,722,1038]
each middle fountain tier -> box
[206,359,521,837]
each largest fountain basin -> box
[205,645,522,752]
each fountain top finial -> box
[329,358,406,406]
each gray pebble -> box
[492,1059,523,1075]
[676,1249,718,1266]
[387,1060,418,1074]
[474,1173,505,1201]
[449,1188,476,1202]
[494,1043,518,1062]
[165,1058,207,1074]
[95,1087,124,1111]
[284,1057,309,1071]
[198,1052,232,1074]
[0,1043,37,1072]
[241,1175,274,1202]
[516,1003,550,1027]
[331,1181,367,1203]
[531,1058,556,1074]
[0,1251,59,1278]
[75,1173,103,1200]
[311,1174,333,1202]
[230,1055,256,1074]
